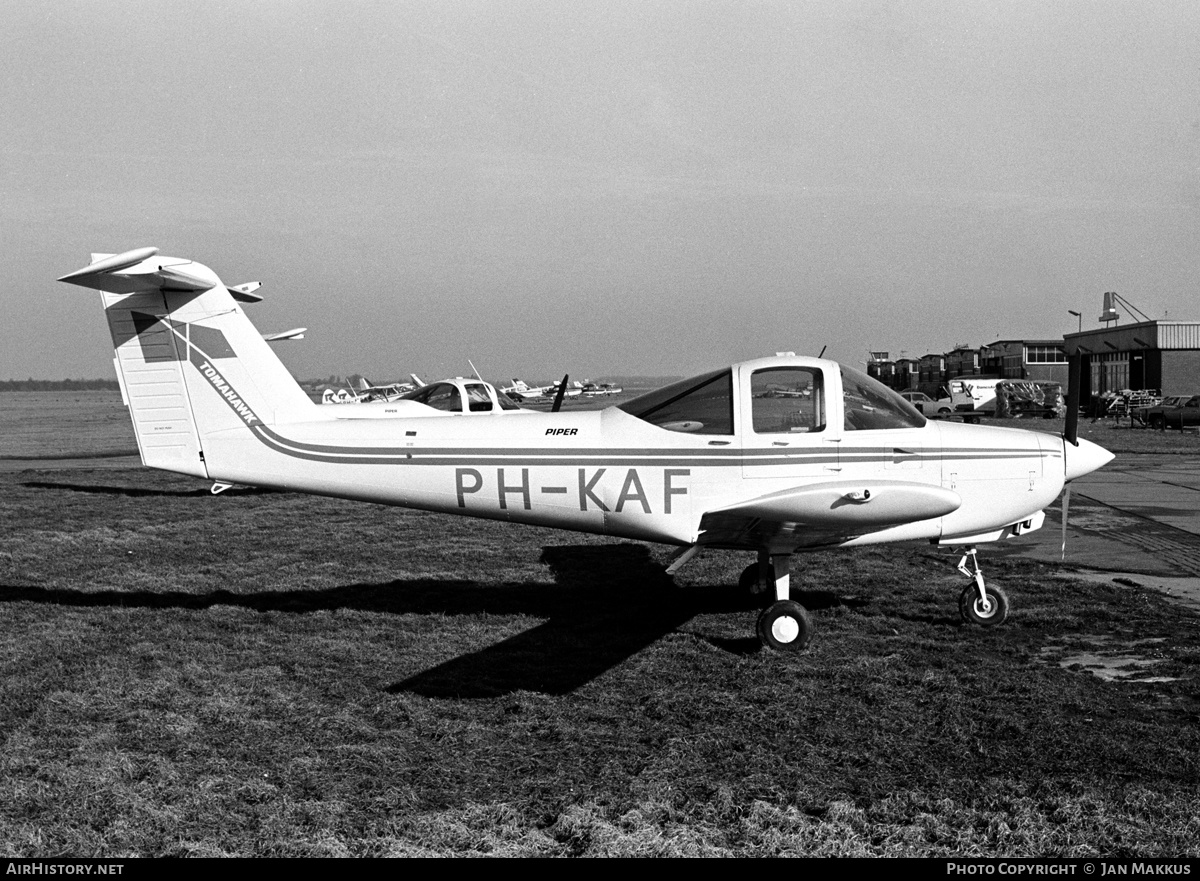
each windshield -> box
[841,365,926,430]
[618,369,734,434]
[495,388,522,410]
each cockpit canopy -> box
[618,361,924,434]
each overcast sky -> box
[3,1,1197,384]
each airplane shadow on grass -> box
[21,480,280,498]
[0,543,865,698]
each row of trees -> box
[0,379,120,391]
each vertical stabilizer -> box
[60,249,318,478]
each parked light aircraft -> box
[60,248,1113,651]
[320,378,409,405]
[545,378,584,399]
[349,375,418,402]
[502,378,551,400]
[581,381,624,397]
[395,376,534,416]
[323,372,526,418]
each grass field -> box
[1,393,1199,856]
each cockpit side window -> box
[750,367,825,433]
[840,365,926,430]
[618,369,734,434]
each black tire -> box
[938,407,952,415]
[738,562,776,603]
[959,584,1009,626]
[756,600,812,651]
[1149,415,1164,430]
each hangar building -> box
[1063,320,1200,403]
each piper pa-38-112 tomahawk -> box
[61,248,1114,651]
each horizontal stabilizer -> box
[229,282,263,303]
[58,248,219,295]
[262,328,306,341]
[709,480,961,530]
[57,247,160,281]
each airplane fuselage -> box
[200,401,1067,551]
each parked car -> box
[1143,394,1200,430]
[900,390,954,415]
[1134,394,1184,426]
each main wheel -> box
[959,584,1009,626]
[738,562,776,601]
[756,600,812,651]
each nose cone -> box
[1063,437,1114,481]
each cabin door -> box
[739,365,841,480]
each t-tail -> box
[59,248,317,478]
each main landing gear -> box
[956,547,1009,626]
[724,545,1009,651]
[741,552,812,652]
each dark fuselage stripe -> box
[250,426,1048,470]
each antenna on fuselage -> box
[818,345,827,358]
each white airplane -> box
[581,381,624,397]
[502,378,552,400]
[545,378,584,399]
[348,375,417,402]
[393,375,535,416]
[60,248,1113,651]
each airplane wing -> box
[697,480,961,550]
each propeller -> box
[1060,353,1081,559]
[551,373,569,413]
[1064,353,1080,446]
[1060,485,1071,561]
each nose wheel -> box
[956,547,1010,626]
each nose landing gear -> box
[956,547,1010,626]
